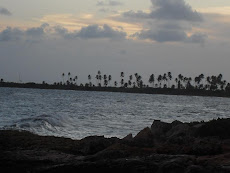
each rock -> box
[166,123,194,146]
[167,123,191,138]
[79,136,119,155]
[171,120,183,127]
[133,127,155,147]
[185,165,204,173]
[2,118,230,172]
[195,118,230,138]
[190,138,222,156]
[122,133,133,141]
[151,120,172,140]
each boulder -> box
[151,120,172,140]
[133,127,155,147]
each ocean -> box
[1,87,230,139]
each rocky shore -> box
[1,118,230,172]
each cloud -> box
[26,27,45,37]
[0,25,48,42]
[186,33,206,44]
[123,0,202,22]
[76,24,126,39]
[135,22,206,44]
[123,10,151,19]
[0,27,23,41]
[150,0,203,22]
[97,0,123,7]
[121,0,206,44]
[54,24,127,40]
[0,24,127,42]
[0,7,12,16]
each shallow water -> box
[1,87,230,139]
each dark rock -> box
[1,118,230,172]
[151,120,172,140]
[79,136,119,155]
[171,120,183,127]
[122,133,133,141]
[190,138,222,156]
[133,127,155,147]
[195,118,230,139]
[186,165,205,173]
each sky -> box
[0,0,230,84]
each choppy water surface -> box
[1,87,230,139]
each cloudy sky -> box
[1,0,230,84]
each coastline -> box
[1,82,230,98]
[1,118,230,172]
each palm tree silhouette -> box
[88,75,91,86]
[157,75,162,88]
[149,74,155,88]
[96,75,99,86]
[62,73,65,84]
[68,72,71,81]
[163,73,168,88]
[120,72,124,87]
[114,81,117,87]
[168,72,172,87]
[108,75,112,86]
[74,76,78,85]
[120,79,124,87]
[98,71,102,86]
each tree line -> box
[1,71,230,92]
[46,71,230,92]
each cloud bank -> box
[123,0,202,22]
[97,0,123,7]
[0,7,12,16]
[0,24,127,42]
[123,0,206,44]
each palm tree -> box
[70,77,73,85]
[97,71,102,86]
[121,72,124,78]
[103,74,107,87]
[128,80,132,87]
[157,75,162,88]
[137,75,142,88]
[104,79,108,87]
[178,74,183,89]
[129,75,133,81]
[74,76,78,85]
[88,75,92,86]
[120,72,124,87]
[163,73,168,88]
[108,75,112,86]
[114,81,117,87]
[225,83,230,92]
[96,75,99,86]
[62,73,65,84]
[168,72,172,87]
[149,74,155,88]
[99,75,102,86]
[120,79,124,87]
[133,82,136,88]
[68,72,71,81]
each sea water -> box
[1,87,230,139]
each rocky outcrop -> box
[1,118,230,172]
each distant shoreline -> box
[1,82,230,98]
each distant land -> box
[1,72,230,98]
[1,81,230,98]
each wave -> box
[5,114,69,133]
